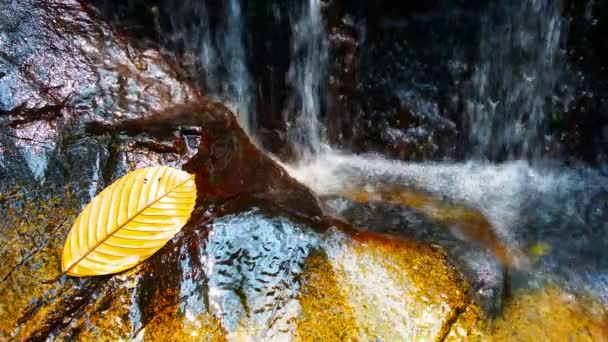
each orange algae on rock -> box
[445,285,608,341]
[318,230,473,341]
[140,304,226,342]
[0,190,80,340]
[295,251,358,341]
[49,274,144,340]
[46,267,227,341]
[489,286,608,341]
[444,303,486,341]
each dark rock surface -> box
[560,0,608,165]
[87,0,608,164]
[0,0,196,188]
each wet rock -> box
[318,1,476,160]
[0,0,197,339]
[487,285,608,341]
[0,2,326,340]
[446,285,608,341]
[298,230,473,341]
[322,192,506,315]
[0,0,195,188]
[91,101,324,222]
[295,250,359,340]
[3,1,606,341]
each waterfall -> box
[161,0,328,143]
[165,0,254,134]
[218,0,254,134]
[465,0,567,160]
[285,0,328,156]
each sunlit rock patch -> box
[446,286,608,341]
[0,187,80,340]
[138,305,226,342]
[295,250,359,341]
[302,230,472,341]
[490,286,608,341]
[48,272,145,340]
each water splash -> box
[284,150,608,303]
[285,0,328,156]
[465,0,568,159]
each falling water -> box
[162,0,326,146]
[465,0,567,160]
[285,0,328,156]
[218,0,254,134]
[164,0,254,133]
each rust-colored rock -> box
[446,285,608,341]
[342,186,514,266]
[295,251,359,341]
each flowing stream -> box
[162,0,254,133]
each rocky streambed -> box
[1,1,607,341]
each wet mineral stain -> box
[295,250,358,341]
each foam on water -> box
[284,150,608,301]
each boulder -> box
[296,231,473,341]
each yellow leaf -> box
[61,166,197,277]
